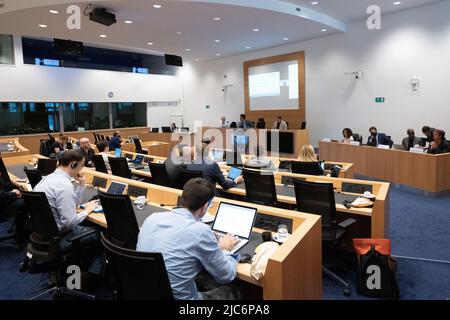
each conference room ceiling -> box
[0,0,442,62]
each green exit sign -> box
[375,97,385,103]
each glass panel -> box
[62,103,110,131]
[0,102,60,136]
[112,103,146,128]
[0,34,14,65]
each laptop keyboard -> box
[213,232,246,254]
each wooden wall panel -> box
[244,52,306,129]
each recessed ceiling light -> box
[100,34,107,38]
[246,46,251,49]
[213,17,221,21]
[283,37,289,41]
[393,1,401,5]
[311,1,319,5]
[195,59,199,62]
[49,10,59,14]
[124,20,133,24]
[252,28,260,32]
[38,24,47,28]
[177,32,182,35]
[321,28,328,32]
[185,49,191,51]
[214,40,221,43]
[147,42,154,45]
[153,4,162,9]
[216,53,221,56]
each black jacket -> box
[186,162,237,190]
[427,140,450,154]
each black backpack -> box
[357,245,400,299]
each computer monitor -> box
[212,150,225,162]
[161,126,171,133]
[267,131,294,154]
[114,148,122,158]
[234,135,249,154]
[134,154,144,165]
[211,202,258,254]
[107,182,128,195]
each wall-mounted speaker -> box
[165,54,183,67]
[54,38,84,55]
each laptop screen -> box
[107,182,128,195]
[212,202,257,239]
[114,148,122,158]
[134,155,144,165]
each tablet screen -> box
[227,167,242,180]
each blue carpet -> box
[1,187,449,300]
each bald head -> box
[79,138,91,150]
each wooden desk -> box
[141,128,310,159]
[220,172,390,239]
[78,169,323,300]
[319,141,450,194]
[0,138,30,158]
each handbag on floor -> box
[353,239,400,299]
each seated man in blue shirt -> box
[137,178,241,300]
[34,150,99,260]
[366,126,393,147]
[108,130,122,151]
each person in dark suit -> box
[108,131,122,151]
[402,129,421,151]
[238,114,253,129]
[427,129,450,154]
[256,118,266,129]
[366,127,393,147]
[0,173,29,243]
[170,123,177,132]
[422,126,436,143]
[185,144,243,190]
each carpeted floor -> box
[1,186,449,300]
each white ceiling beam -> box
[174,0,347,32]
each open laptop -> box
[107,181,128,195]
[128,154,145,169]
[211,202,258,254]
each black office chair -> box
[37,158,57,176]
[98,191,139,250]
[93,133,98,144]
[0,156,12,184]
[100,233,173,300]
[20,191,96,300]
[256,121,266,129]
[133,139,148,155]
[24,167,43,189]
[293,179,356,296]
[352,134,363,144]
[92,155,108,174]
[301,121,307,130]
[291,161,324,176]
[278,160,292,171]
[149,163,172,188]
[151,128,159,133]
[179,168,203,188]
[108,157,132,179]
[229,122,237,128]
[242,169,277,206]
[161,127,171,133]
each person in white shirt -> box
[218,116,229,128]
[34,150,99,253]
[272,116,288,130]
[342,128,355,144]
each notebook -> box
[211,202,258,254]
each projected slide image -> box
[248,60,299,111]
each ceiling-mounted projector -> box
[89,8,117,26]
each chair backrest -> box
[37,158,57,176]
[108,157,132,179]
[256,121,266,129]
[98,191,139,249]
[151,128,159,133]
[179,168,203,188]
[301,121,307,130]
[149,163,172,187]
[92,154,108,174]
[161,127,171,133]
[24,167,43,189]
[93,133,98,143]
[133,138,143,152]
[293,179,337,239]
[0,157,12,184]
[291,161,323,176]
[100,233,173,300]
[21,191,60,239]
[229,122,237,128]
[242,168,277,206]
[353,134,363,143]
